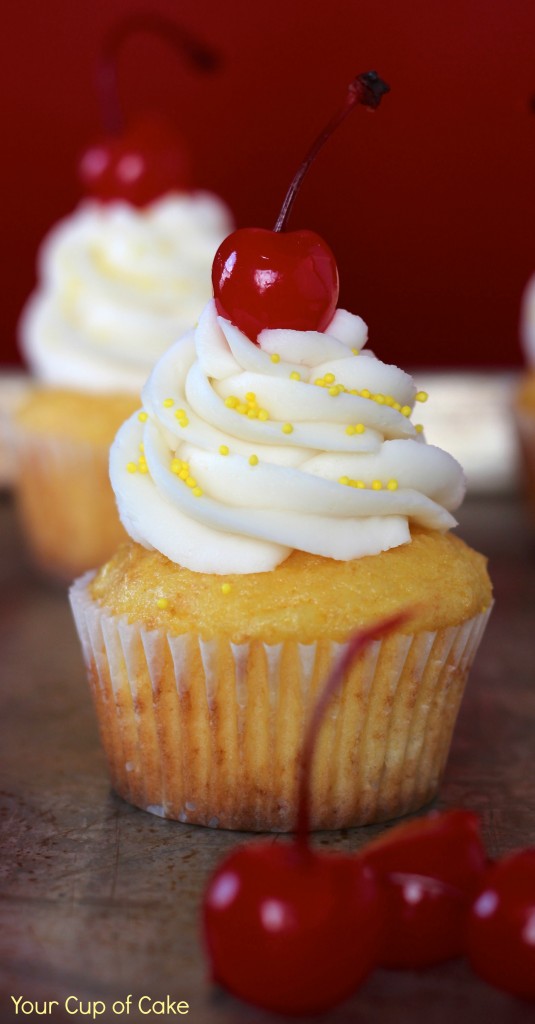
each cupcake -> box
[70,72,492,831]
[15,190,232,580]
[70,297,492,831]
[516,274,535,519]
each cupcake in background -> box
[70,73,492,831]
[516,273,535,520]
[14,15,233,580]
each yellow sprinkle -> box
[219,445,229,456]
[374,393,385,405]
[415,391,428,403]
[176,408,186,417]
[179,469,189,480]
[401,406,412,417]
[384,395,394,407]
[127,462,137,473]
[163,398,174,408]
[314,378,326,387]
[328,386,339,397]
[324,373,335,384]
[346,425,356,436]
[137,411,148,422]
[387,479,399,491]
[290,371,301,381]
[339,476,350,486]
[415,423,424,434]
[372,480,383,490]
[177,416,189,427]
[258,409,269,421]
[186,476,196,487]
[171,459,181,473]
[247,408,258,418]
[355,423,365,434]
[225,396,238,409]
[156,598,169,610]
[352,348,360,356]
[356,480,365,489]
[139,443,145,453]
[270,353,280,363]
[282,423,293,434]
[246,392,256,402]
[192,487,203,497]
[138,463,148,474]
[360,389,371,399]
[237,403,248,415]
[392,402,401,412]
[221,583,232,595]
[249,454,259,466]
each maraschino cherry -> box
[466,848,535,1000]
[78,13,219,206]
[212,71,389,342]
[203,613,408,1016]
[361,809,487,968]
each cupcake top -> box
[110,299,466,574]
[19,193,233,394]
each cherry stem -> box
[274,71,390,233]
[296,609,411,852]
[96,13,221,136]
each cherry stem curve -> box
[274,71,390,233]
[97,13,221,136]
[296,609,411,852]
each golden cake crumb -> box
[90,528,492,644]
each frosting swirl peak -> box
[110,300,465,573]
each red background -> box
[2,0,535,369]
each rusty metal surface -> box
[1,491,535,1024]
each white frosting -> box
[19,194,233,393]
[110,300,466,574]
[521,273,535,366]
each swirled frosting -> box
[110,300,466,574]
[19,194,233,393]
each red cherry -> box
[202,612,409,1015]
[212,71,389,342]
[466,849,535,1000]
[203,843,382,1015]
[79,113,191,206]
[78,13,219,206]
[361,809,487,969]
[212,227,338,339]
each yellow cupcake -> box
[15,194,234,579]
[70,295,492,831]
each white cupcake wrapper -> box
[70,572,492,831]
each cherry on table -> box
[212,71,389,343]
[466,848,535,1000]
[203,842,382,1015]
[361,809,487,969]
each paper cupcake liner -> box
[15,428,127,580]
[70,573,492,831]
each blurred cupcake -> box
[15,193,233,579]
[14,14,233,580]
[70,298,492,831]
[516,274,535,519]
